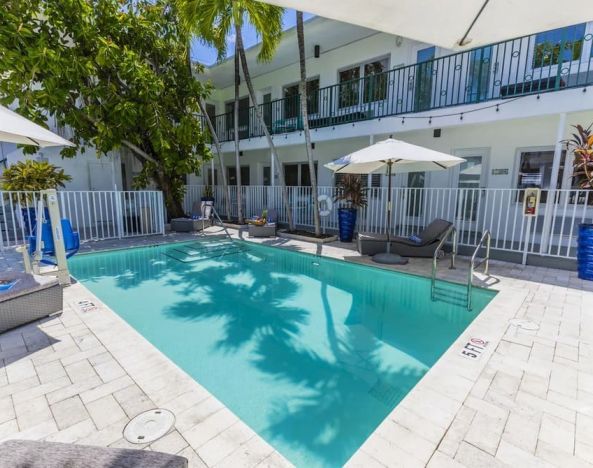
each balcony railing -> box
[201,26,593,143]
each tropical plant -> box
[334,175,368,208]
[203,185,214,198]
[1,160,71,192]
[177,0,295,229]
[566,123,593,189]
[296,11,321,237]
[0,0,211,219]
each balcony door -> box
[453,151,487,233]
[225,97,250,140]
[414,47,435,112]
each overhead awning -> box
[257,0,593,50]
[0,105,74,147]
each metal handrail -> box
[208,205,234,242]
[467,230,491,311]
[431,225,457,301]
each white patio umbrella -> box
[256,0,593,50]
[0,105,74,147]
[325,138,465,264]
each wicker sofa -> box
[0,272,63,333]
[0,440,187,468]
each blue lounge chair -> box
[28,219,80,265]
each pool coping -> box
[49,229,589,467]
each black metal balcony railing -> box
[201,26,593,143]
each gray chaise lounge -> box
[0,440,187,468]
[171,201,212,232]
[0,272,63,333]
[358,218,453,257]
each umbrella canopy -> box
[256,0,593,50]
[325,138,464,264]
[324,138,465,175]
[0,105,74,147]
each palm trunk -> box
[234,26,244,224]
[186,43,232,221]
[197,97,232,221]
[297,11,321,236]
[236,29,295,231]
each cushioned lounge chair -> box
[0,440,187,468]
[248,208,278,238]
[358,219,453,257]
[0,272,62,333]
[171,201,211,232]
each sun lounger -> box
[358,219,453,257]
[0,440,188,468]
[0,272,63,333]
[171,201,211,232]
[248,208,278,238]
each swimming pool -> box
[69,238,495,467]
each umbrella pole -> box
[386,161,392,253]
[372,159,408,265]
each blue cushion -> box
[408,235,422,244]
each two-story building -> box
[189,16,593,265]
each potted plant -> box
[567,124,593,280]
[200,185,215,219]
[1,159,71,234]
[334,175,367,242]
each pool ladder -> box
[467,230,491,311]
[430,227,491,311]
[207,206,234,243]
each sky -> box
[191,10,314,66]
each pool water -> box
[69,239,495,467]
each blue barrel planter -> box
[338,208,357,242]
[578,223,593,281]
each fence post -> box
[115,191,124,239]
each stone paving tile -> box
[85,394,127,430]
[50,395,90,430]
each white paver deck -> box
[1,227,593,467]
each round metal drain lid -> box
[123,409,175,444]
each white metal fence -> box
[185,185,593,260]
[0,190,165,249]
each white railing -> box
[0,190,165,249]
[184,185,593,260]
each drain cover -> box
[508,318,540,331]
[123,409,175,444]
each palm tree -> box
[197,96,233,221]
[177,0,294,229]
[296,11,321,236]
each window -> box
[227,166,250,186]
[339,66,361,108]
[363,59,389,103]
[207,168,217,186]
[335,173,381,190]
[533,24,586,67]
[283,78,320,119]
[284,162,318,186]
[516,150,566,202]
[263,166,271,186]
[339,58,389,109]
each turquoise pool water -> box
[69,239,495,467]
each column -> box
[540,113,567,252]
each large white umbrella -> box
[0,105,74,147]
[325,138,465,264]
[256,0,593,50]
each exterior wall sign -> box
[491,168,509,175]
[523,188,541,217]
